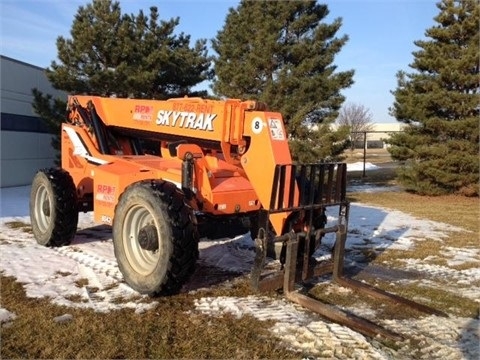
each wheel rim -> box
[34,184,51,233]
[122,204,161,276]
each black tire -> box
[112,180,198,296]
[30,168,79,247]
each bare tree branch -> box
[337,102,375,149]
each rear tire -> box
[112,180,198,296]
[30,168,78,247]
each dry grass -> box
[2,171,479,358]
[309,282,426,320]
[348,164,478,231]
[343,148,394,164]
[349,191,479,232]
[320,172,480,322]
[1,275,301,359]
[5,221,32,234]
[310,273,479,320]
[349,191,479,264]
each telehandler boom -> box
[30,95,444,342]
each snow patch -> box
[440,247,480,267]
[0,308,17,324]
[1,185,479,358]
[347,162,379,172]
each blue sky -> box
[0,0,439,123]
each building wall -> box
[360,123,405,148]
[0,56,66,187]
[331,122,405,149]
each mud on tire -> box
[112,180,199,296]
[30,168,79,247]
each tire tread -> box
[30,168,78,247]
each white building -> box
[0,56,66,187]
[354,123,405,149]
[330,122,405,149]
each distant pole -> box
[363,131,367,177]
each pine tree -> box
[212,0,354,162]
[46,0,211,98]
[33,0,212,156]
[31,89,67,164]
[387,0,479,196]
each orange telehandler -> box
[30,95,443,341]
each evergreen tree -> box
[387,0,479,196]
[48,0,211,98]
[33,0,212,156]
[31,89,68,164]
[212,0,354,162]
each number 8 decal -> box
[251,117,264,134]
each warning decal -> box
[268,118,285,141]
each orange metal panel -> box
[240,111,297,235]
[65,95,297,235]
[205,188,259,214]
[91,158,184,223]
[72,95,238,144]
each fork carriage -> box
[250,162,445,342]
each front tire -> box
[30,168,78,247]
[112,180,198,296]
